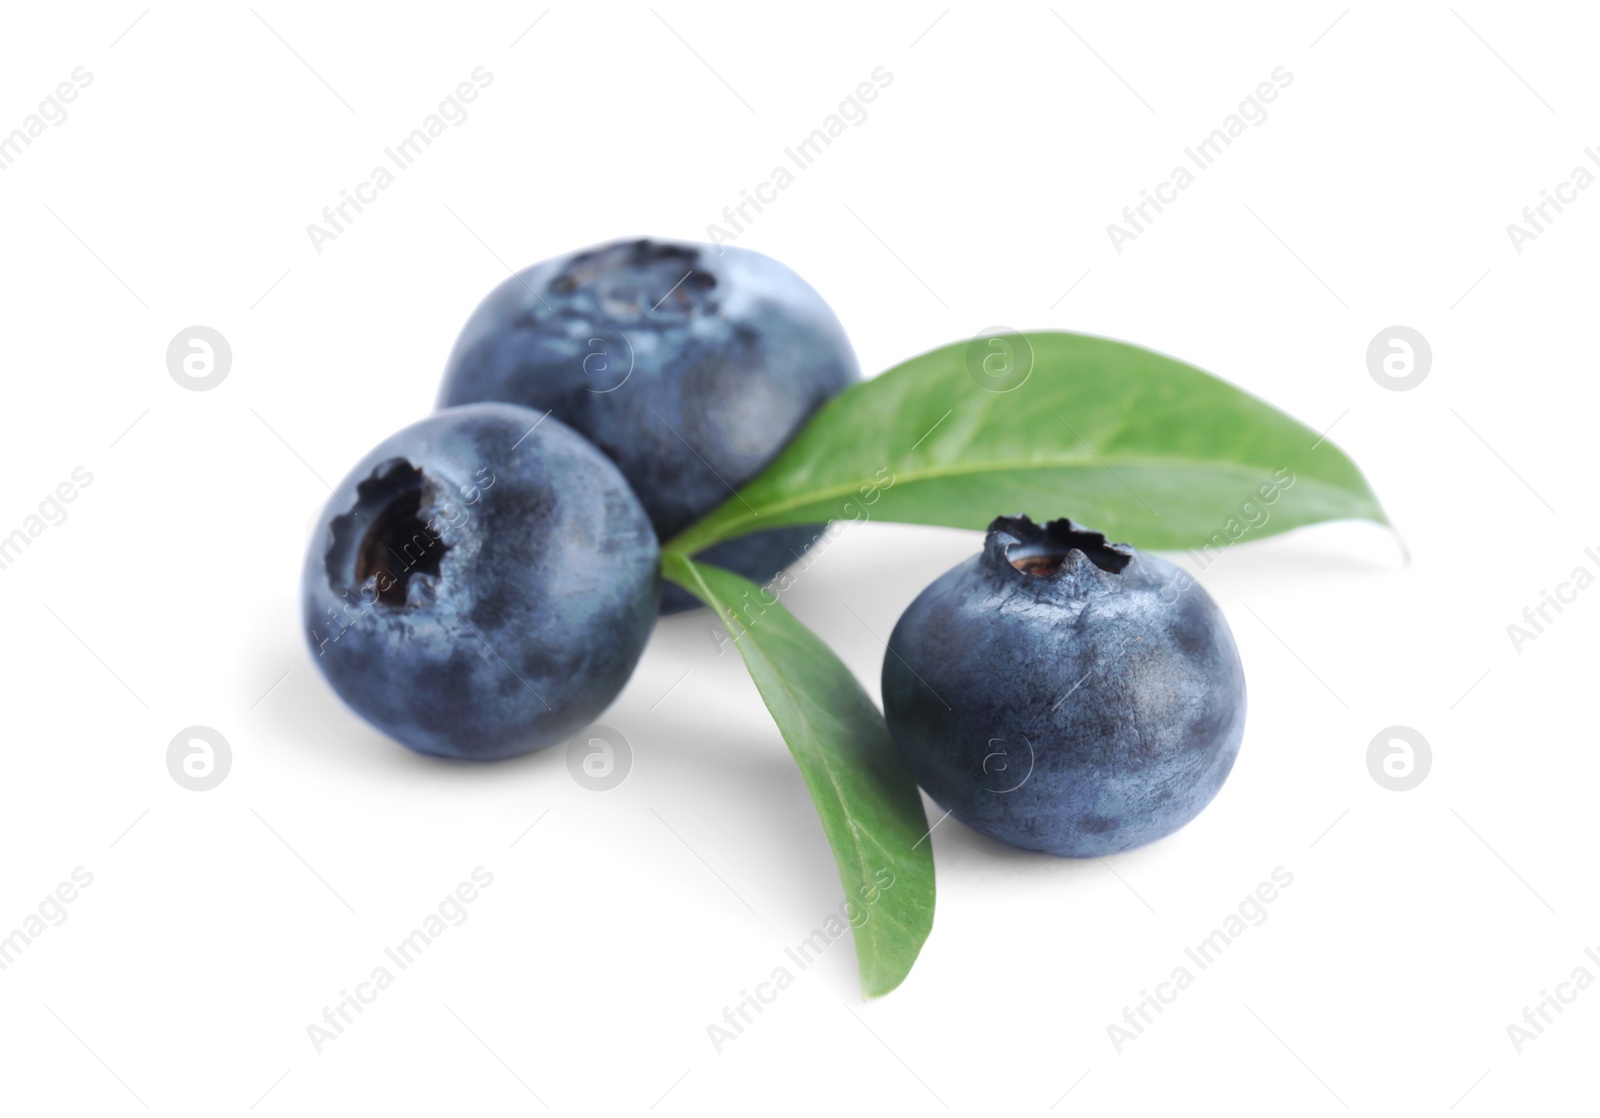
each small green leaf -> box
[665,331,1387,556]
[662,552,934,998]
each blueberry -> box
[882,516,1246,856]
[436,238,859,613]
[302,403,660,761]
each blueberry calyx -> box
[983,514,1133,584]
[325,458,454,609]
[548,239,718,320]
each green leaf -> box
[662,552,934,998]
[665,331,1387,556]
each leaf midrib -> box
[669,452,1344,553]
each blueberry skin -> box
[435,238,860,613]
[302,404,660,761]
[882,516,1246,857]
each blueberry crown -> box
[985,514,1133,578]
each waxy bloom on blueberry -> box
[302,403,659,761]
[436,238,859,612]
[882,515,1246,856]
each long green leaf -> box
[666,331,1387,556]
[662,552,934,998]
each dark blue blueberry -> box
[302,403,660,761]
[882,516,1246,856]
[435,238,859,612]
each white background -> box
[0,2,1592,1114]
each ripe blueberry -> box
[882,516,1246,856]
[302,403,660,761]
[436,238,859,613]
